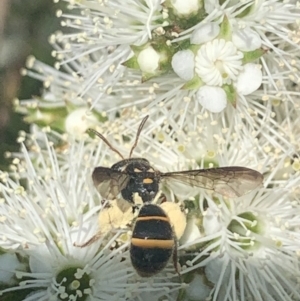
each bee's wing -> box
[161,166,263,198]
[92,167,130,200]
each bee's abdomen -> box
[130,204,174,277]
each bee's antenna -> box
[88,129,124,160]
[129,115,149,158]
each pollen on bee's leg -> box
[160,201,187,239]
[74,199,134,248]
[100,199,134,230]
[132,193,143,206]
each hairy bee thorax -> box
[111,158,161,204]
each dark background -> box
[0,0,62,170]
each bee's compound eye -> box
[160,202,187,239]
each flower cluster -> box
[0,128,183,300]
[1,0,300,300]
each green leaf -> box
[222,84,237,108]
[24,106,68,132]
[182,76,203,90]
[122,56,140,69]
[242,48,267,64]
[219,15,231,40]
[141,72,156,82]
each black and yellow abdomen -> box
[130,204,174,277]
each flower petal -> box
[191,22,220,45]
[171,50,195,80]
[0,253,22,283]
[137,46,160,73]
[236,63,262,95]
[171,0,200,16]
[232,27,262,51]
[196,85,227,113]
[65,108,98,136]
[186,274,212,299]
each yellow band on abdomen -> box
[136,216,170,222]
[131,238,174,249]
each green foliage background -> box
[0,0,62,170]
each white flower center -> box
[195,39,244,86]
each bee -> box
[77,116,263,277]
[90,115,264,204]
[75,190,186,278]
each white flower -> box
[170,17,265,113]
[195,39,243,86]
[65,108,98,136]
[5,0,300,300]
[2,107,300,300]
[0,131,132,299]
[126,117,300,300]
[180,170,300,300]
[19,1,299,119]
[0,127,184,300]
[19,0,170,120]
[18,0,300,140]
[203,0,300,86]
[137,46,160,73]
[51,0,164,99]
